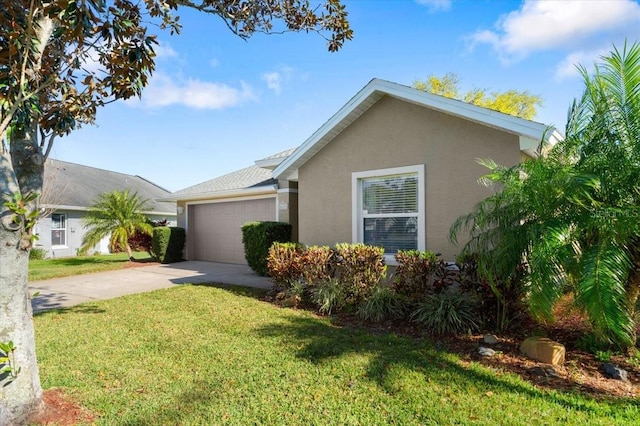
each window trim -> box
[51,213,67,248]
[352,165,425,263]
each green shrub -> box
[576,333,613,353]
[333,243,386,305]
[311,279,346,315]
[29,247,47,260]
[267,242,305,289]
[242,222,292,276]
[457,253,527,332]
[410,292,480,335]
[152,227,186,264]
[393,250,456,303]
[357,285,406,322]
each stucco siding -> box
[298,95,522,260]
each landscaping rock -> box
[529,366,559,379]
[478,346,496,357]
[602,363,628,381]
[483,334,499,345]
[520,337,565,365]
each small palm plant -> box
[451,42,640,349]
[82,190,152,260]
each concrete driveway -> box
[29,261,272,313]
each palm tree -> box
[82,190,153,260]
[451,42,640,349]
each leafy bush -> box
[29,248,47,260]
[266,242,389,315]
[357,285,406,322]
[457,254,526,332]
[311,279,346,315]
[110,219,169,255]
[333,243,386,305]
[152,227,185,263]
[242,222,292,276]
[393,250,457,302]
[267,242,305,290]
[410,292,480,335]
[300,245,334,287]
[576,333,613,354]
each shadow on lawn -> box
[124,314,638,425]
[251,315,639,415]
[192,282,268,300]
[33,296,106,316]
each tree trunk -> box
[0,127,45,424]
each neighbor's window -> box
[51,213,66,246]
[352,165,425,259]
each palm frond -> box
[575,240,635,347]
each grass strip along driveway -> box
[35,284,638,425]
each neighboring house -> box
[37,159,176,257]
[167,78,562,265]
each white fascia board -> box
[376,79,553,141]
[273,78,558,180]
[159,185,278,202]
[273,79,384,180]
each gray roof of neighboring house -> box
[169,165,276,199]
[42,159,176,215]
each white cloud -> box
[469,0,640,61]
[262,72,282,94]
[130,72,256,109]
[554,48,609,80]
[415,0,452,13]
[261,66,295,94]
[153,43,178,59]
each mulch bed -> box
[330,294,640,400]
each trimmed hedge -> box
[241,221,292,276]
[152,227,186,264]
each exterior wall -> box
[34,209,176,258]
[277,180,299,242]
[35,210,91,257]
[298,96,522,260]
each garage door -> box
[188,198,276,264]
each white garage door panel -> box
[188,198,276,264]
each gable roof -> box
[254,147,298,170]
[164,148,296,202]
[42,159,175,215]
[164,165,276,202]
[273,78,564,180]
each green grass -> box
[28,252,153,281]
[35,285,638,425]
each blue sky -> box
[50,0,640,192]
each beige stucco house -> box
[165,79,562,264]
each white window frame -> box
[51,213,67,248]
[352,165,425,264]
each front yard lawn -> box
[35,284,639,425]
[29,252,153,281]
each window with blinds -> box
[51,213,66,246]
[361,173,418,254]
